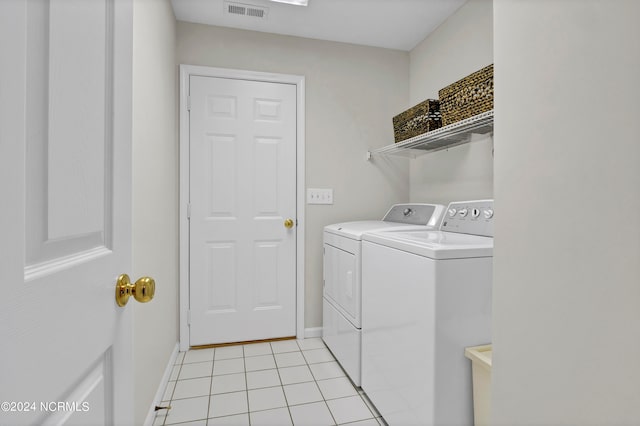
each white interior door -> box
[189,75,297,345]
[0,1,134,425]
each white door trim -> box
[179,65,305,351]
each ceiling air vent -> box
[225,2,268,19]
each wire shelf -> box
[368,110,493,159]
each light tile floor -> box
[153,338,385,426]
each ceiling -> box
[170,0,467,51]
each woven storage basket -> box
[439,64,493,126]
[392,99,442,143]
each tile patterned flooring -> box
[153,338,385,426]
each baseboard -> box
[143,342,180,426]
[304,326,323,338]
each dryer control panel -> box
[441,200,494,237]
[382,203,444,227]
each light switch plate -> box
[307,188,333,205]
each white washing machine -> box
[322,204,445,386]
[361,200,494,426]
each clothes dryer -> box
[361,200,494,425]
[322,204,444,386]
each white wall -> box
[492,1,640,424]
[409,0,493,205]
[176,23,410,329]
[132,0,178,424]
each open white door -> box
[0,1,136,425]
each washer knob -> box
[458,208,468,217]
[448,208,457,217]
[483,209,494,219]
[471,208,480,218]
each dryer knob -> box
[483,209,494,219]
[471,208,481,218]
[448,208,457,217]
[458,208,468,217]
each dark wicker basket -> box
[439,64,493,126]
[392,99,442,143]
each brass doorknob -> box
[115,274,155,307]
[284,218,295,229]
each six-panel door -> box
[189,76,297,345]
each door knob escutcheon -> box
[115,274,155,307]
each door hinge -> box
[187,203,191,219]
[186,95,191,111]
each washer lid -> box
[362,229,493,259]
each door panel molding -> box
[179,65,305,351]
[25,0,116,271]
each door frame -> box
[178,65,305,351]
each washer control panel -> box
[441,199,494,237]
